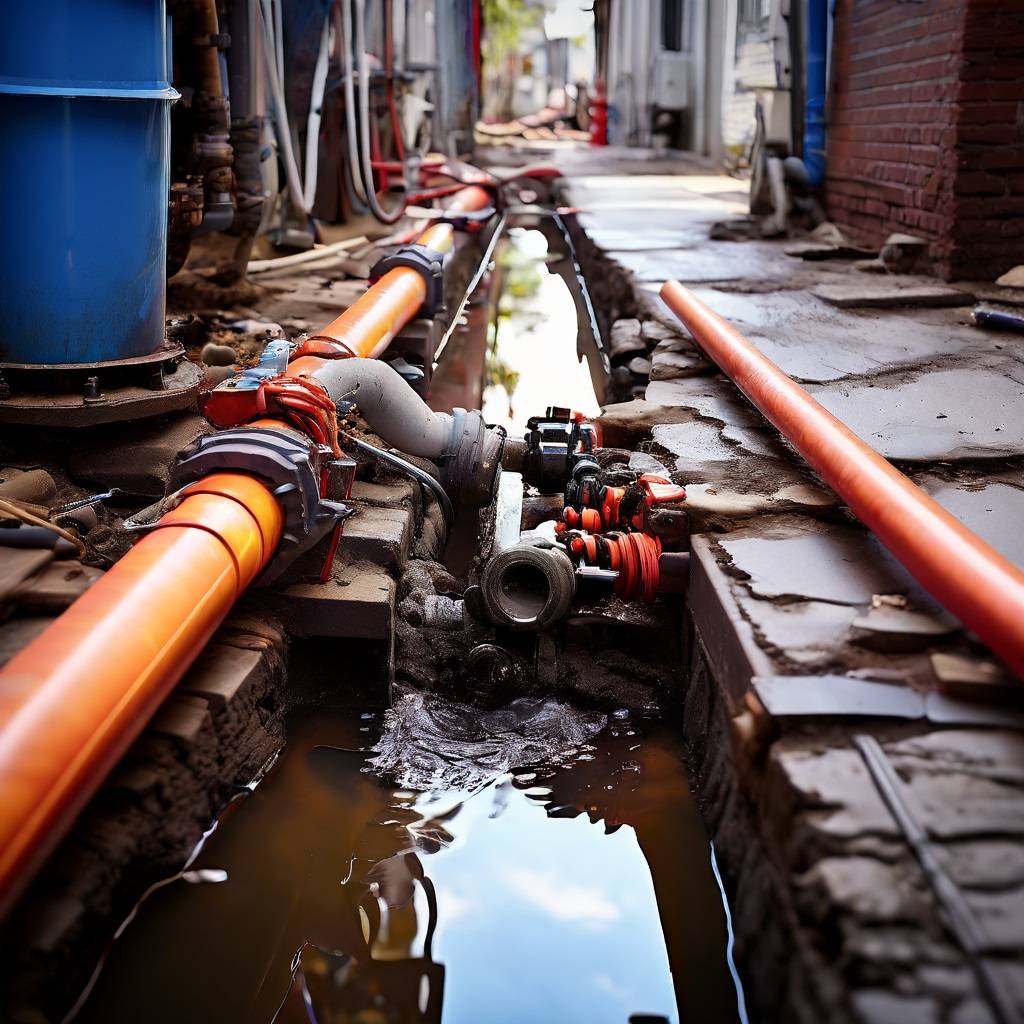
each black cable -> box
[345,433,454,532]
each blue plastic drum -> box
[0,0,177,365]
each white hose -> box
[256,0,331,217]
[354,0,404,223]
[340,0,369,203]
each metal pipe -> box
[0,473,283,916]
[660,280,1024,678]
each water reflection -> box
[76,706,744,1024]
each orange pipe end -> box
[0,473,283,915]
[660,279,1024,678]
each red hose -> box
[660,280,1024,678]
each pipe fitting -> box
[480,542,576,631]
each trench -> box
[64,218,750,1024]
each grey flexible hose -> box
[313,358,453,458]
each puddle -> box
[75,704,746,1024]
[482,227,602,435]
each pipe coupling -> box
[480,542,576,631]
[169,426,352,584]
[441,409,505,505]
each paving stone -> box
[339,502,412,571]
[627,356,652,377]
[720,525,919,605]
[646,377,785,458]
[814,282,975,309]
[851,990,939,1024]
[773,744,898,838]
[653,421,736,465]
[801,856,927,922]
[851,605,961,651]
[919,479,1024,570]
[650,349,713,380]
[348,478,416,508]
[271,558,395,639]
[937,841,1024,890]
[736,596,858,662]
[597,400,695,448]
[685,287,987,383]
[148,695,214,748]
[809,365,1024,461]
[684,481,835,517]
[176,644,266,712]
[608,318,646,359]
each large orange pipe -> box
[660,280,1024,678]
[0,473,283,915]
[0,186,498,915]
[307,185,492,361]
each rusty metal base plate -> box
[0,353,202,427]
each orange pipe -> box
[308,185,493,360]
[660,280,1024,678]
[0,473,283,915]
[0,185,498,914]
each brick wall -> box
[826,0,1024,280]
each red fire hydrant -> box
[589,78,608,146]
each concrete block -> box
[339,502,412,571]
[271,559,395,639]
[177,644,266,713]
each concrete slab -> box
[720,525,919,605]
[686,287,984,383]
[271,559,395,639]
[339,503,412,571]
[738,598,859,662]
[813,282,975,309]
[919,479,1024,569]
[810,365,1024,461]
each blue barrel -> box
[0,1,177,365]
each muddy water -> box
[76,703,746,1024]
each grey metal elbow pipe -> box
[312,358,453,458]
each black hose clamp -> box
[168,426,353,585]
[369,243,445,317]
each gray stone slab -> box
[177,644,266,712]
[608,243,794,285]
[685,287,984,383]
[814,282,975,309]
[272,559,395,639]
[650,349,713,380]
[809,365,1024,461]
[920,479,1024,569]
[756,675,924,718]
[739,600,859,662]
[339,503,412,571]
[720,526,917,605]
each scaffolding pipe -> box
[660,280,1024,679]
[0,474,284,916]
